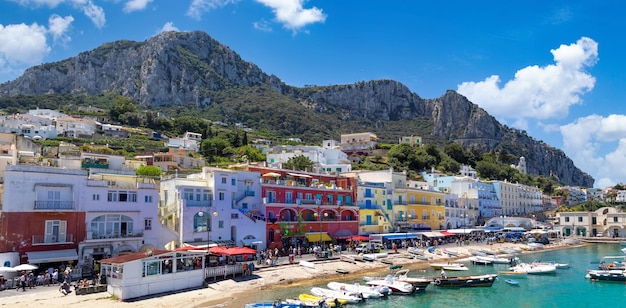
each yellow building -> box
[357,183,393,234]
[405,188,446,230]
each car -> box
[596,232,603,237]
[355,243,383,254]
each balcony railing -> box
[32,233,74,244]
[86,231,143,240]
[183,199,212,207]
[34,201,75,210]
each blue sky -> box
[0,1,624,188]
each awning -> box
[262,172,281,177]
[241,238,263,246]
[383,234,421,240]
[287,172,312,178]
[440,231,455,236]
[305,232,332,242]
[26,249,78,264]
[418,231,445,238]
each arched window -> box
[194,212,209,232]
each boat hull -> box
[432,274,498,288]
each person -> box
[59,281,71,295]
[18,272,27,292]
[440,269,447,279]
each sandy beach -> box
[0,239,585,308]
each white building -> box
[340,132,378,151]
[159,167,265,249]
[265,145,351,174]
[166,131,202,151]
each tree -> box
[200,137,231,162]
[136,165,163,177]
[444,143,468,164]
[109,96,137,122]
[283,155,314,171]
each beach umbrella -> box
[13,264,38,271]
[0,266,17,272]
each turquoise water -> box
[252,244,626,308]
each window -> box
[92,194,100,201]
[144,219,152,231]
[90,215,134,238]
[285,192,293,203]
[218,220,224,229]
[614,217,619,223]
[578,217,583,222]
[221,177,227,184]
[565,217,570,222]
[143,261,161,277]
[305,193,312,201]
[107,191,137,202]
[193,212,208,232]
[45,220,67,243]
[145,195,153,203]
[218,192,225,200]
[183,188,193,200]
[231,179,236,185]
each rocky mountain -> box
[0,31,594,187]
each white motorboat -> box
[509,262,556,275]
[310,287,363,304]
[327,282,386,299]
[468,249,487,256]
[475,255,511,264]
[470,256,492,265]
[443,264,469,271]
[429,262,465,269]
[365,274,415,294]
[408,247,425,255]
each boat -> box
[298,294,345,307]
[432,273,498,288]
[442,248,460,257]
[498,271,528,278]
[563,238,581,245]
[509,262,557,275]
[327,282,386,299]
[414,255,431,261]
[402,254,415,259]
[245,301,303,308]
[393,269,432,291]
[470,256,492,265]
[284,299,323,308]
[427,246,436,254]
[310,287,363,304]
[598,255,626,270]
[408,247,425,255]
[365,274,416,294]
[299,260,315,269]
[443,264,469,271]
[505,279,520,285]
[475,255,511,264]
[468,249,487,256]
[340,255,356,264]
[336,269,349,274]
[586,269,626,282]
[429,262,465,269]
[380,258,393,265]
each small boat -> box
[468,249,487,256]
[475,255,511,264]
[310,287,363,304]
[336,269,349,274]
[340,255,356,264]
[298,294,345,307]
[509,262,557,275]
[380,258,394,265]
[408,247,425,255]
[470,256,492,265]
[327,282,386,299]
[505,279,519,285]
[432,274,498,288]
[362,254,376,261]
[414,255,431,261]
[427,246,436,254]
[402,254,415,259]
[299,260,315,269]
[365,274,415,294]
[429,262,465,269]
[443,264,469,271]
[442,248,460,257]
[245,301,304,308]
[586,269,626,282]
[393,269,432,291]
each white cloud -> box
[123,0,153,13]
[560,114,626,187]
[255,0,326,32]
[79,0,106,28]
[48,14,74,43]
[253,19,272,32]
[457,37,598,123]
[11,0,106,29]
[186,0,238,20]
[158,21,179,34]
[8,0,65,7]
[0,22,50,69]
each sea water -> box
[251,244,626,308]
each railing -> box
[236,190,255,203]
[183,199,212,207]
[32,233,74,244]
[34,201,74,210]
[86,231,143,240]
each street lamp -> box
[314,212,328,249]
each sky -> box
[0,1,624,188]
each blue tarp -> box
[382,234,420,240]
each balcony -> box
[34,201,75,210]
[85,231,143,241]
[183,199,212,207]
[32,234,74,244]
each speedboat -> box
[365,274,415,294]
[327,282,386,298]
[509,262,557,275]
[443,264,469,271]
[393,269,432,291]
[475,255,511,264]
[298,294,345,307]
[470,256,492,265]
[310,287,363,304]
[429,262,465,269]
